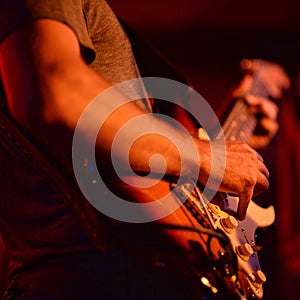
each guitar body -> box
[221,195,275,299]
[108,175,274,299]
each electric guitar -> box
[112,59,287,299]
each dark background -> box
[108,0,299,109]
[107,1,300,299]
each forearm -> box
[0,32,208,188]
[54,67,207,182]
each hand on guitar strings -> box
[198,139,269,220]
[245,94,279,149]
[232,58,291,149]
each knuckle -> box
[246,177,256,187]
[245,172,257,185]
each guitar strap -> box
[0,96,108,252]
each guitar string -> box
[221,73,269,142]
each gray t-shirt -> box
[0,0,151,111]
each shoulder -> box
[0,0,95,63]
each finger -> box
[241,58,291,94]
[236,162,269,220]
[281,74,291,89]
[273,67,291,90]
[267,84,283,99]
[259,99,278,119]
[248,118,278,149]
[253,170,270,195]
[237,187,253,220]
[256,151,264,163]
[246,146,265,163]
[249,134,274,150]
[240,58,261,73]
[245,95,279,119]
[260,118,279,136]
[244,144,266,162]
[244,94,260,106]
[240,58,271,75]
[232,75,253,98]
[257,159,270,179]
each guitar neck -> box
[216,72,270,142]
[218,99,257,142]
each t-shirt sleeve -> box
[0,0,96,63]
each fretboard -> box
[217,72,270,142]
[218,99,257,142]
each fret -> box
[217,99,257,143]
[250,74,270,98]
[216,69,270,143]
[225,100,257,142]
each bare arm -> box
[0,19,268,220]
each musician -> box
[0,0,290,299]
